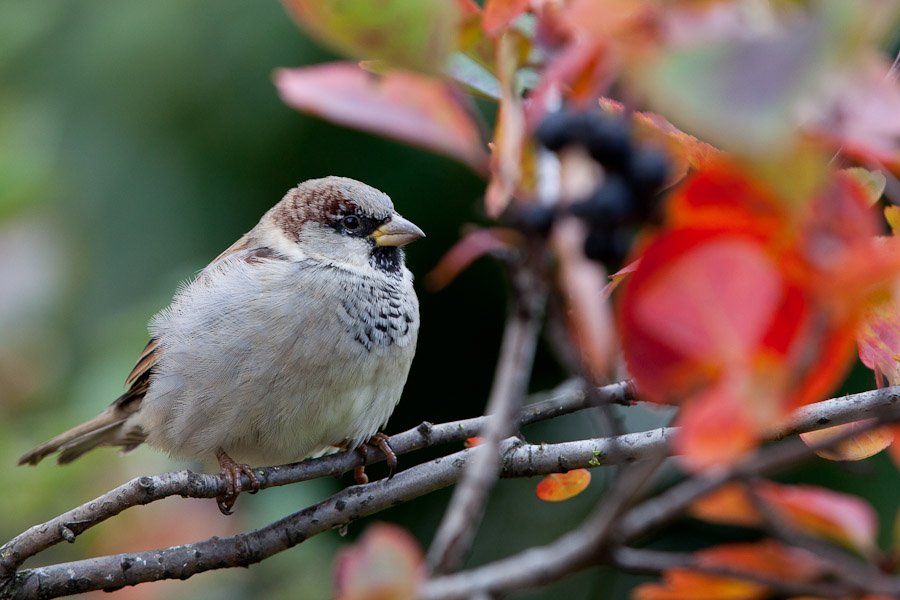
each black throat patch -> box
[369,245,404,274]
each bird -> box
[19,176,424,514]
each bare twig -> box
[427,261,546,574]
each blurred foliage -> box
[4,2,900,600]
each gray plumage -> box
[19,177,422,468]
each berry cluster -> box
[521,110,669,266]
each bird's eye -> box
[342,215,361,231]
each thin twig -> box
[427,261,546,574]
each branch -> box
[420,397,900,600]
[4,384,899,598]
[427,260,546,574]
[0,379,632,579]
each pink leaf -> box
[334,523,425,600]
[482,0,530,36]
[425,227,524,291]
[275,63,488,173]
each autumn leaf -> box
[634,540,826,600]
[800,420,894,462]
[482,0,529,37]
[281,0,458,73]
[275,63,488,173]
[690,481,880,555]
[425,227,523,291]
[536,469,591,502]
[334,523,426,600]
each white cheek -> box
[297,224,372,271]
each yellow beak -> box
[369,214,425,247]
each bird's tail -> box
[18,393,146,466]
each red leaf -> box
[425,227,523,291]
[482,0,529,37]
[464,436,483,448]
[758,482,880,554]
[334,523,425,600]
[275,63,488,173]
[691,481,880,555]
[536,469,591,502]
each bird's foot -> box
[343,433,398,485]
[214,447,261,515]
[368,432,398,479]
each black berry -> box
[583,228,632,264]
[626,149,669,214]
[518,204,556,235]
[584,116,632,171]
[536,111,578,151]
[570,176,633,227]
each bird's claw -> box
[215,448,261,515]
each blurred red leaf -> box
[800,420,894,462]
[634,540,825,600]
[425,227,523,291]
[673,377,773,472]
[552,218,617,380]
[690,481,880,555]
[281,0,458,73]
[275,63,488,173]
[482,0,529,37]
[619,162,900,469]
[526,40,616,127]
[334,523,425,600]
[464,436,483,448]
[536,469,591,502]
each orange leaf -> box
[482,0,529,36]
[275,63,488,173]
[689,483,763,529]
[635,540,825,600]
[857,297,900,386]
[800,420,894,462]
[535,469,591,502]
[464,437,483,448]
[334,523,425,600]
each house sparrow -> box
[19,176,424,514]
